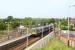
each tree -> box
[11,19,20,28]
[23,17,32,27]
[43,18,55,25]
[6,16,13,22]
[60,19,68,30]
[0,19,6,30]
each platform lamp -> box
[5,22,11,40]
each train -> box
[31,23,54,36]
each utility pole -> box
[58,19,61,39]
[67,5,75,46]
[49,25,50,32]
[68,17,70,46]
[42,27,43,38]
[26,28,29,48]
[5,22,11,40]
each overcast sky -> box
[0,0,75,18]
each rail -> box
[25,31,54,50]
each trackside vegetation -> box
[0,16,55,35]
[35,38,75,50]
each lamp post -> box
[5,22,11,40]
[67,17,70,46]
[58,19,61,39]
[67,5,75,46]
[26,28,29,48]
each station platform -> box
[0,33,31,47]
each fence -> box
[0,30,27,43]
[25,31,54,50]
[60,36,75,48]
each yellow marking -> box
[32,32,37,34]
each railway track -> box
[10,31,50,50]
[0,30,51,50]
[8,37,40,50]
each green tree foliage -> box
[6,16,13,22]
[0,16,56,30]
[60,19,68,30]
[11,19,20,28]
[23,17,32,26]
[0,19,6,30]
[61,20,68,26]
[47,18,55,24]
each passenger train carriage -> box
[31,23,54,36]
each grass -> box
[0,30,13,35]
[36,38,75,50]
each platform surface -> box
[0,33,31,47]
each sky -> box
[0,0,75,18]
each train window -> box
[34,29,36,32]
[32,28,36,32]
